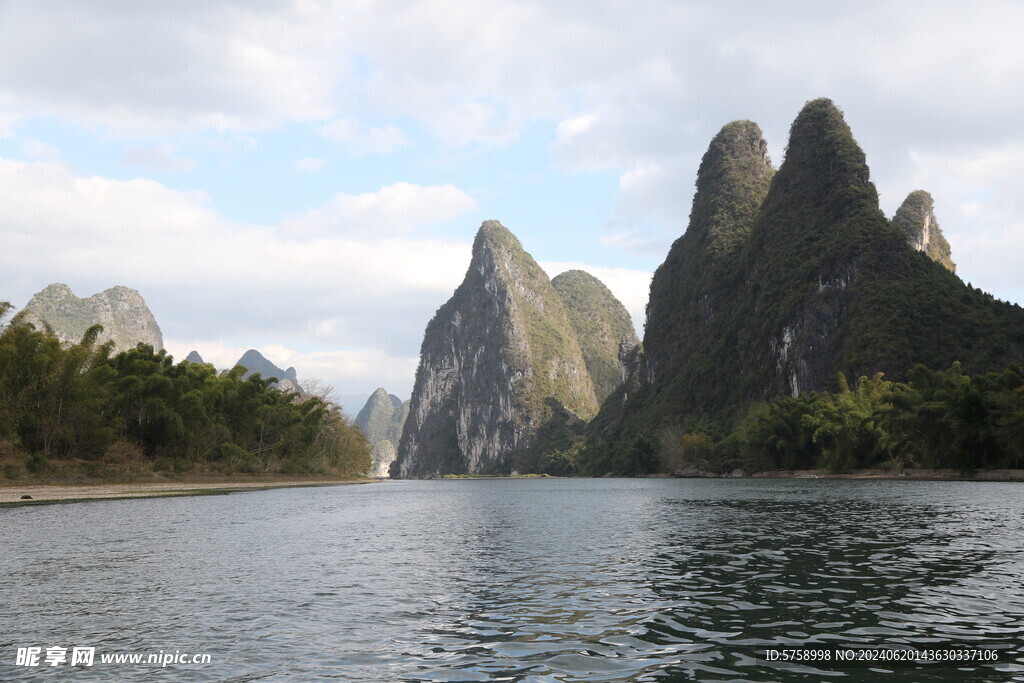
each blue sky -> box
[2,1,1023,411]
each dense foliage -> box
[577,365,1024,476]
[0,302,371,481]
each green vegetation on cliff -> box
[551,269,639,402]
[0,302,371,481]
[677,364,1024,476]
[630,120,774,432]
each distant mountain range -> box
[17,99,1023,481]
[186,348,302,395]
[389,99,1024,478]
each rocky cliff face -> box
[23,283,164,354]
[551,269,640,402]
[355,388,409,478]
[892,190,955,272]
[234,349,301,394]
[394,220,600,477]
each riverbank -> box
[750,468,1024,481]
[0,476,378,506]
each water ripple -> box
[1,479,1022,681]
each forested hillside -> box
[584,99,1024,475]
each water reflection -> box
[641,487,1024,679]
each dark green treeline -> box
[579,364,1024,476]
[0,302,371,479]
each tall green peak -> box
[762,98,877,229]
[477,218,516,242]
[394,221,600,477]
[642,119,773,394]
[893,190,956,272]
[474,219,527,258]
[551,269,640,402]
[691,120,775,257]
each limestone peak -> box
[394,221,600,477]
[22,283,164,353]
[892,190,956,272]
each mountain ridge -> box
[22,283,164,354]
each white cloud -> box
[426,100,520,147]
[338,0,1024,288]
[0,2,348,134]
[18,138,62,162]
[121,143,196,173]
[0,157,476,396]
[283,182,477,237]
[541,261,652,335]
[293,156,327,172]
[598,229,668,259]
[321,118,409,155]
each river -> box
[1,478,1022,680]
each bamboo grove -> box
[0,302,372,480]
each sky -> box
[2,1,1023,412]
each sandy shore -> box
[0,478,377,506]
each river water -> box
[1,478,1022,681]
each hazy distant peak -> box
[234,349,300,391]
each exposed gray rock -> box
[355,388,409,477]
[893,190,956,272]
[394,220,598,478]
[23,283,164,353]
